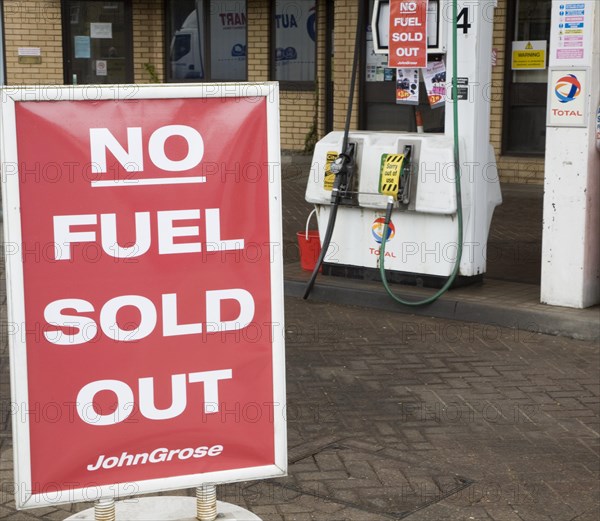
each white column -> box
[444,0,502,277]
[541,1,600,308]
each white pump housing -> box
[307,131,458,214]
[306,131,500,278]
[304,0,502,280]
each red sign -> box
[388,0,428,68]
[1,85,286,508]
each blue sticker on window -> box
[275,47,297,61]
[232,44,246,57]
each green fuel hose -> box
[378,0,464,306]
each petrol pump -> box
[304,0,502,304]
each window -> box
[62,0,133,84]
[502,0,551,156]
[166,0,247,82]
[272,0,316,87]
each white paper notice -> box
[18,47,41,56]
[549,1,594,67]
[90,23,112,39]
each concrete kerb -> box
[285,278,600,342]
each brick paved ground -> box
[1,295,598,520]
[0,154,597,520]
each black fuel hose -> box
[303,0,365,300]
[301,194,340,299]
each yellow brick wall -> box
[3,0,63,84]
[133,0,164,83]
[316,0,328,138]
[280,90,318,149]
[490,2,506,159]
[3,0,165,85]
[247,0,270,81]
[248,0,322,151]
[332,0,360,132]
[492,0,545,184]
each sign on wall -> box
[549,0,595,67]
[0,83,286,508]
[511,40,546,70]
[547,69,588,127]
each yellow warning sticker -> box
[324,151,338,191]
[379,154,405,198]
[511,40,546,70]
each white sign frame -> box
[0,82,287,509]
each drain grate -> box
[270,438,474,520]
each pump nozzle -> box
[330,144,356,205]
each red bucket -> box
[297,209,322,272]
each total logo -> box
[554,74,581,104]
[371,217,395,244]
[551,73,584,119]
[370,218,397,257]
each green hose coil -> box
[378,0,464,306]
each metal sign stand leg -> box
[94,498,115,521]
[64,488,262,520]
[196,485,216,521]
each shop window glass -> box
[63,0,133,84]
[167,0,247,82]
[273,0,316,85]
[503,0,551,156]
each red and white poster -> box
[1,84,286,508]
[388,0,428,68]
[422,58,446,108]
